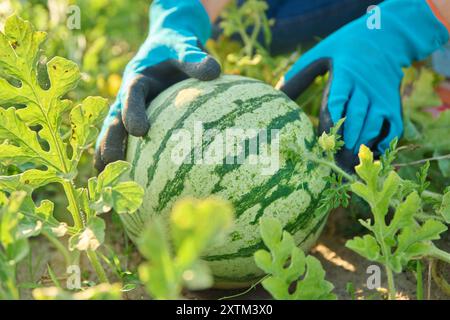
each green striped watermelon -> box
[121,75,331,288]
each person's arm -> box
[200,0,232,22]
[429,0,450,32]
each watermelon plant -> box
[346,145,450,300]
[0,1,449,300]
[254,217,336,300]
[0,14,144,287]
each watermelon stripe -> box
[233,165,294,218]
[203,191,325,261]
[129,79,259,179]
[156,103,301,213]
[142,80,259,187]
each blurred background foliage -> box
[0,0,149,101]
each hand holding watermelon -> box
[94,0,221,171]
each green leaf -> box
[254,249,273,273]
[96,161,131,192]
[376,171,401,219]
[403,68,442,111]
[261,277,289,300]
[88,160,144,214]
[20,169,62,189]
[0,15,46,78]
[70,96,108,161]
[137,218,179,299]
[424,111,450,152]
[256,217,335,300]
[346,235,381,262]
[294,256,336,300]
[102,182,144,214]
[396,220,447,255]
[259,216,282,251]
[0,191,37,266]
[0,108,58,168]
[171,197,234,259]
[354,145,382,190]
[386,192,420,236]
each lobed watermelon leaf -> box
[346,145,449,299]
[0,15,145,285]
[254,217,336,300]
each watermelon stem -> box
[428,246,450,265]
[305,155,356,183]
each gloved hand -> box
[95,0,221,171]
[278,0,449,172]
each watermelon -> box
[121,75,331,288]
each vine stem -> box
[305,155,356,183]
[385,265,396,300]
[87,250,109,284]
[422,190,444,202]
[416,261,424,300]
[395,153,450,167]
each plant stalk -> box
[428,246,450,265]
[43,231,72,267]
[421,190,444,203]
[416,261,424,300]
[305,155,356,183]
[86,250,109,284]
[385,265,396,300]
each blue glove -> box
[95,0,221,171]
[278,0,449,172]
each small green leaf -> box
[386,192,420,236]
[259,217,282,251]
[96,161,131,193]
[137,198,234,299]
[255,217,335,300]
[294,256,336,300]
[254,249,272,273]
[346,235,381,262]
[70,96,108,160]
[102,182,144,214]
